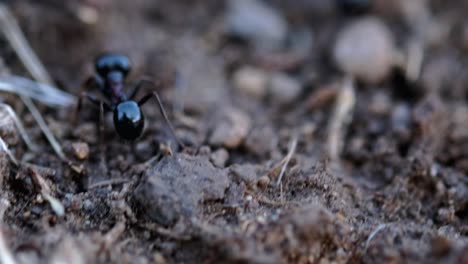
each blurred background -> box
[6,0,466,99]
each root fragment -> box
[327,77,356,160]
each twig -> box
[276,136,298,186]
[0,4,68,163]
[29,168,64,216]
[327,77,356,160]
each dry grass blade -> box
[0,103,39,152]
[30,168,65,216]
[276,136,298,186]
[0,4,53,84]
[0,138,17,165]
[20,97,67,161]
[327,77,356,160]
[365,224,389,251]
[0,4,68,162]
[0,76,75,107]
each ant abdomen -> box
[113,101,145,141]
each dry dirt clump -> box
[134,154,229,226]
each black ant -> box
[74,53,184,150]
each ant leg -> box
[98,102,106,152]
[73,77,101,125]
[128,79,163,100]
[97,101,109,175]
[138,91,186,149]
[73,92,109,123]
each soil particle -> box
[133,154,229,226]
[210,148,229,168]
[225,0,288,51]
[233,67,303,106]
[174,38,228,113]
[71,142,90,160]
[0,152,9,188]
[391,102,412,136]
[233,66,268,99]
[73,123,97,144]
[224,181,246,208]
[421,54,464,96]
[244,124,278,157]
[208,107,252,149]
[256,175,270,189]
[333,16,395,84]
[229,163,259,187]
[268,72,302,105]
[411,95,448,156]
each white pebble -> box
[333,17,395,84]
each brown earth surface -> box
[0,0,467,263]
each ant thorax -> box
[103,71,127,104]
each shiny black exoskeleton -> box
[336,0,372,15]
[113,100,144,140]
[75,53,182,145]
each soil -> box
[0,0,467,263]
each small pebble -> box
[230,164,258,186]
[198,146,212,156]
[391,103,411,132]
[268,73,302,105]
[430,236,453,257]
[135,141,152,159]
[225,0,287,50]
[153,252,166,264]
[368,92,391,115]
[257,175,270,189]
[72,142,90,160]
[244,125,278,156]
[209,107,252,149]
[233,66,268,99]
[82,199,94,212]
[333,16,395,84]
[74,123,97,144]
[210,148,229,168]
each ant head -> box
[95,53,131,79]
[113,101,145,141]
